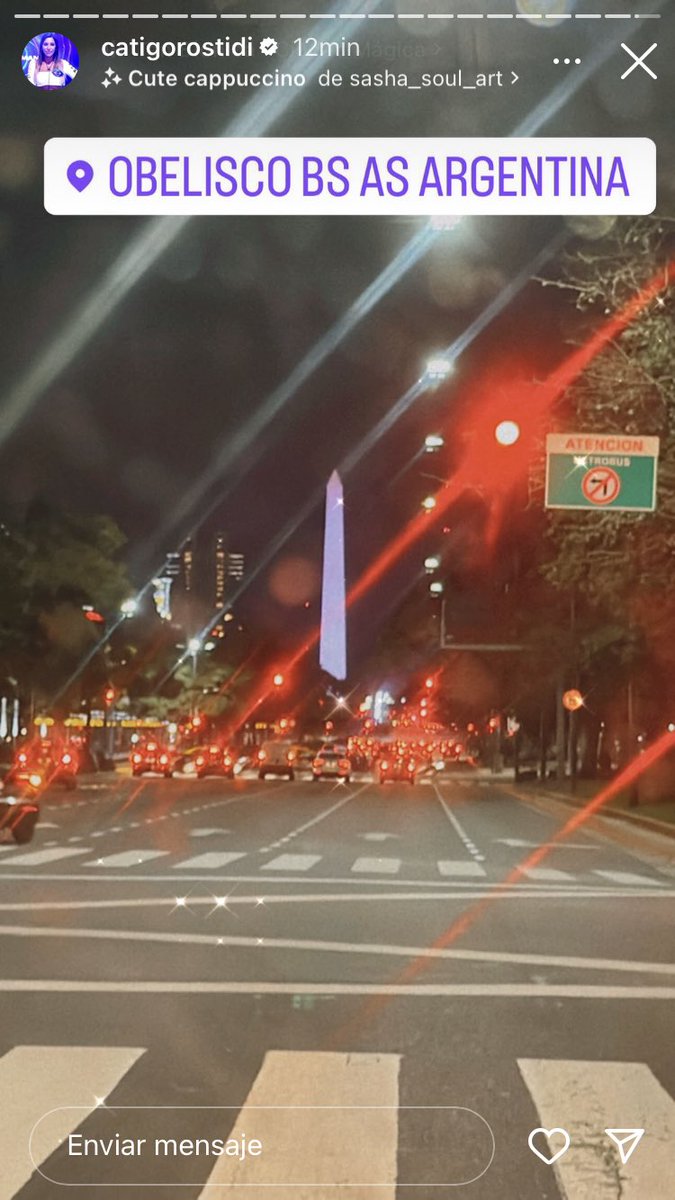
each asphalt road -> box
[1,769,674,1199]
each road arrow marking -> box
[605,1128,645,1164]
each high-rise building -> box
[181,539,194,594]
[212,534,244,635]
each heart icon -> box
[528,1127,571,1165]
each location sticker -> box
[66,160,94,192]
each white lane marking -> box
[2,980,675,999]
[258,786,364,853]
[261,854,322,872]
[521,867,573,882]
[434,786,484,862]
[2,925,674,977]
[203,1051,398,1193]
[594,870,663,887]
[518,1059,675,1197]
[359,832,401,842]
[85,850,170,867]
[172,852,246,870]
[0,1045,145,1200]
[0,885,672,906]
[0,847,91,866]
[438,861,487,878]
[190,828,232,837]
[351,857,402,875]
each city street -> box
[1,771,674,1198]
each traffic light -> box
[103,686,116,706]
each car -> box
[0,777,41,844]
[378,752,417,785]
[312,744,352,783]
[8,742,78,790]
[193,744,235,780]
[130,740,174,778]
[257,741,295,781]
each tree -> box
[0,505,131,711]
[537,216,675,736]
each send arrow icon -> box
[605,1129,645,1164]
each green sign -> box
[545,433,659,512]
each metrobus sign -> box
[545,433,659,512]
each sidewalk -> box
[511,776,675,841]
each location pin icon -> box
[67,160,94,192]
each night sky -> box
[1,0,673,664]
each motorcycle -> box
[0,775,41,844]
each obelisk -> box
[319,470,347,681]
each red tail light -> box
[380,761,389,771]
[258,750,266,762]
[339,759,350,772]
[209,745,219,754]
[18,753,27,765]
[196,756,205,767]
[288,752,296,763]
[159,754,169,765]
[147,742,157,752]
[313,758,322,769]
[224,756,232,767]
[408,761,416,772]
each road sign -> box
[545,433,659,512]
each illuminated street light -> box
[273,672,285,688]
[188,637,202,655]
[425,356,454,384]
[495,420,521,446]
[421,496,437,512]
[425,434,445,453]
[429,581,444,595]
[120,598,138,618]
[424,555,441,572]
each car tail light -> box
[408,761,415,772]
[196,756,205,767]
[258,750,266,761]
[147,742,157,752]
[132,753,143,764]
[160,754,169,765]
[18,753,27,765]
[339,759,350,772]
[288,752,296,763]
[224,756,232,767]
[312,758,322,769]
[380,760,389,771]
[210,745,219,755]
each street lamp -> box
[421,496,437,512]
[272,672,285,688]
[120,598,138,618]
[494,420,521,446]
[424,434,445,453]
[425,356,454,384]
[424,555,441,572]
[429,581,444,595]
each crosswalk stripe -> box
[261,854,322,872]
[594,870,663,887]
[173,852,246,870]
[85,850,170,867]
[520,867,572,882]
[0,847,90,867]
[201,1050,399,1195]
[0,1045,145,1200]
[351,857,402,875]
[437,860,487,878]
[518,1058,675,1197]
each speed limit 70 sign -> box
[545,433,659,512]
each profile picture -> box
[22,32,79,91]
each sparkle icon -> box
[605,1129,645,1165]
